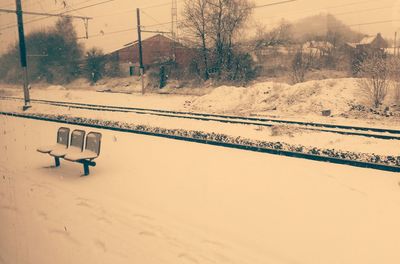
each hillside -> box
[291,13,364,44]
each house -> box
[344,33,388,52]
[302,41,333,57]
[108,34,195,76]
[357,33,388,49]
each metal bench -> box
[38,128,102,176]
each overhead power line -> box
[81,14,400,42]
[143,21,175,29]
[334,6,392,16]
[0,0,114,31]
[142,0,183,10]
[0,8,92,20]
[77,27,136,39]
[348,19,400,28]
[253,0,297,9]
[95,0,184,18]
[141,10,162,25]
[78,26,174,40]
[266,0,377,20]
[0,0,98,27]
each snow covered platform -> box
[1,115,400,264]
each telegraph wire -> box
[266,0,377,20]
[0,0,114,31]
[253,0,297,9]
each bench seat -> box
[50,146,82,158]
[37,143,66,154]
[64,150,98,162]
[37,127,70,154]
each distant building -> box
[344,33,388,52]
[357,33,388,49]
[341,33,389,75]
[108,34,195,76]
[302,41,334,57]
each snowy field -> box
[1,115,400,264]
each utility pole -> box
[15,0,30,110]
[171,0,178,62]
[395,32,397,57]
[136,8,145,95]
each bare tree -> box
[291,48,315,83]
[207,0,253,76]
[255,19,293,47]
[181,0,210,80]
[358,53,390,108]
[182,0,253,80]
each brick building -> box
[108,34,195,76]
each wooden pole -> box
[15,0,31,110]
[137,8,144,95]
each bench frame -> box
[54,155,97,176]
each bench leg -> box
[83,163,90,176]
[54,157,60,167]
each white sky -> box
[0,0,400,55]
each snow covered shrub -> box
[84,48,106,84]
[351,48,368,76]
[358,53,389,108]
[389,57,400,106]
[228,52,258,83]
[291,48,315,83]
[145,69,160,89]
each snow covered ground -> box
[1,115,400,264]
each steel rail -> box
[1,96,400,140]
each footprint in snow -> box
[94,239,107,252]
[132,214,153,220]
[138,230,157,237]
[178,253,199,264]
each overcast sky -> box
[0,0,400,55]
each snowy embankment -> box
[1,115,400,264]
[192,78,362,115]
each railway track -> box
[1,110,399,173]
[1,95,400,140]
